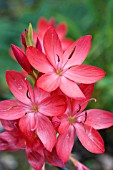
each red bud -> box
[36,37,42,51]
[11,44,33,75]
[21,33,27,49]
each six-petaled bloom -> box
[26,26,105,99]
[52,84,113,163]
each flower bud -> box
[36,37,42,51]
[11,44,33,75]
[21,33,27,50]
[25,23,34,46]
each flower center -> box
[31,105,38,112]
[68,116,76,123]
[56,69,62,75]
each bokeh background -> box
[0,0,113,169]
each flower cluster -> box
[0,17,113,170]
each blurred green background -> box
[0,0,113,170]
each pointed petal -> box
[6,70,34,105]
[52,116,61,131]
[1,120,19,131]
[61,38,73,51]
[36,114,56,151]
[56,23,67,39]
[72,84,94,113]
[79,83,94,101]
[36,37,42,51]
[38,94,66,116]
[44,26,63,68]
[62,35,92,69]
[0,131,25,151]
[0,100,26,120]
[56,125,75,163]
[44,147,65,168]
[26,141,44,170]
[75,123,105,153]
[64,65,106,84]
[37,73,60,92]
[26,46,53,73]
[34,86,50,103]
[60,76,85,99]
[84,109,113,130]
[19,113,36,144]
[37,17,50,33]
[58,119,70,134]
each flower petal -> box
[44,26,63,68]
[26,46,53,73]
[60,76,85,99]
[74,123,105,153]
[62,35,92,69]
[1,120,18,131]
[37,73,60,92]
[26,140,44,170]
[84,109,113,130]
[19,113,36,144]
[58,119,70,134]
[61,38,73,51]
[6,70,34,105]
[34,86,50,103]
[56,23,67,39]
[44,147,65,168]
[72,84,94,113]
[36,114,56,151]
[56,125,75,163]
[38,94,66,116]
[37,17,53,34]
[0,131,25,151]
[0,100,26,120]
[64,65,105,84]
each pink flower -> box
[52,84,113,163]
[26,26,105,99]
[33,17,73,51]
[0,119,65,170]
[0,70,66,152]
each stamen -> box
[76,111,88,124]
[69,116,76,123]
[68,46,76,59]
[56,69,62,75]
[56,54,60,62]
[81,98,96,106]
[26,89,31,99]
[76,104,81,113]
[3,105,18,111]
[84,111,87,123]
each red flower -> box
[0,70,66,151]
[26,26,105,99]
[52,84,113,163]
[0,119,65,170]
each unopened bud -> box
[21,33,27,50]
[11,44,33,75]
[25,23,34,46]
[36,37,42,51]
